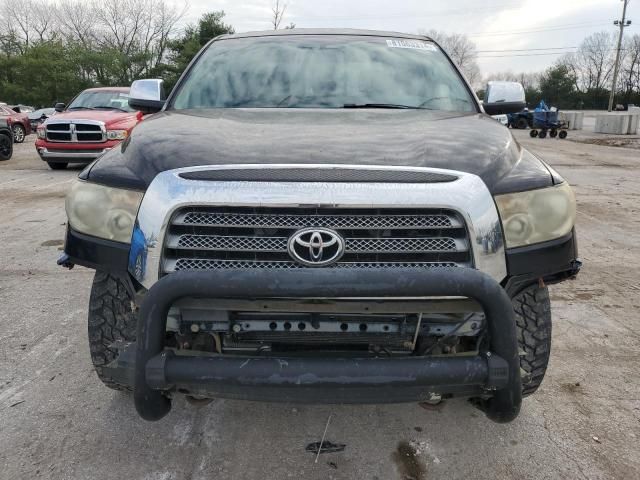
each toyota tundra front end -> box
[59,29,580,423]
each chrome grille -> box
[177,211,456,229]
[162,207,472,274]
[169,235,460,253]
[45,120,106,143]
[174,235,287,251]
[169,259,459,271]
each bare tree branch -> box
[271,0,287,30]
[424,29,481,87]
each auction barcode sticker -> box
[386,39,437,51]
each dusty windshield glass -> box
[171,36,476,111]
[68,91,135,112]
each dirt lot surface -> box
[1,132,639,480]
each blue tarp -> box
[533,101,558,126]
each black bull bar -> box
[134,268,522,423]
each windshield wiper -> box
[417,97,472,108]
[343,103,415,109]
[92,106,128,112]
[67,106,92,110]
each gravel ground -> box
[0,132,639,480]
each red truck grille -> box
[45,121,106,143]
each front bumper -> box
[63,227,130,272]
[37,147,109,163]
[35,139,120,163]
[132,268,522,423]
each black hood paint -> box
[85,109,554,194]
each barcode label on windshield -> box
[386,39,437,51]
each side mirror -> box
[129,79,166,114]
[54,103,66,113]
[482,81,526,115]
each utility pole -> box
[608,0,632,112]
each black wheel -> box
[47,161,68,170]
[88,271,137,391]
[516,118,529,129]
[512,284,552,396]
[558,130,567,139]
[529,129,538,138]
[0,132,12,161]
[549,129,558,138]
[538,130,547,139]
[12,124,25,143]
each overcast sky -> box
[175,0,639,77]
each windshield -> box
[171,35,476,112]
[68,90,135,112]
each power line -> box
[477,52,576,58]
[476,46,578,53]
[290,2,521,21]
[468,21,612,37]
[477,47,625,58]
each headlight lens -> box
[495,183,576,248]
[106,130,128,140]
[66,181,143,243]
[37,128,46,139]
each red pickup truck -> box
[35,87,143,170]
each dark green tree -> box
[153,11,235,92]
[198,12,235,45]
[0,41,91,107]
[539,64,578,109]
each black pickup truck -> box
[60,29,580,423]
[0,117,13,161]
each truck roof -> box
[218,28,434,42]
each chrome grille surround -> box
[44,119,106,143]
[131,164,507,288]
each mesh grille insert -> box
[162,206,472,273]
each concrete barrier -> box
[574,111,584,130]
[595,113,638,135]
[561,112,574,129]
[560,111,584,130]
[629,107,640,134]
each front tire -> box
[512,284,552,396]
[0,133,12,160]
[47,161,68,170]
[12,124,25,143]
[88,271,137,391]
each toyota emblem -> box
[288,228,345,267]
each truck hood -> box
[85,109,554,194]
[48,109,140,129]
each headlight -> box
[495,183,576,248]
[66,180,143,243]
[37,128,46,139]
[106,130,128,140]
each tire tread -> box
[88,271,136,391]
[512,284,552,396]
